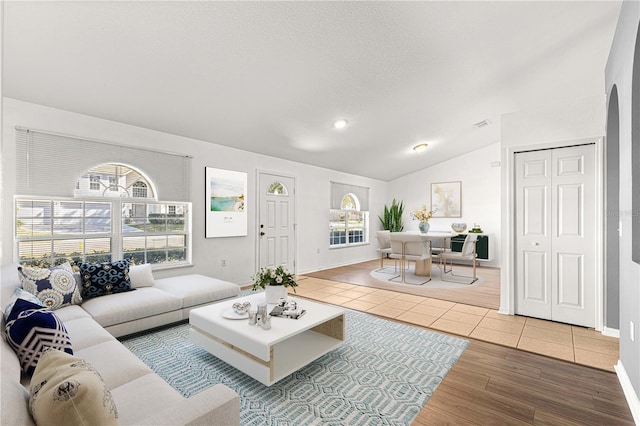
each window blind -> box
[330,181,369,211]
[15,127,192,201]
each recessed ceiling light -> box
[413,143,428,153]
[333,119,348,129]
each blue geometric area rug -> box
[121,309,468,425]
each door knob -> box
[260,231,265,236]
[531,242,539,246]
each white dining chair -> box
[375,230,396,273]
[439,233,478,284]
[389,233,432,285]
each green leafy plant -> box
[251,265,298,292]
[379,198,405,232]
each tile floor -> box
[292,276,620,372]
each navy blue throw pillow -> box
[78,259,134,300]
[5,298,73,375]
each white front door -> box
[515,144,596,327]
[258,172,296,272]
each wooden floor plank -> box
[419,340,634,425]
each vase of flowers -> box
[251,265,298,304]
[411,205,434,233]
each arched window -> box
[267,181,288,196]
[17,162,190,267]
[132,182,148,198]
[74,163,155,199]
[341,193,360,211]
[329,188,369,247]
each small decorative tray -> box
[221,309,249,320]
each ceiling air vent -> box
[473,119,490,128]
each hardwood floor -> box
[416,339,633,425]
[301,261,634,425]
[305,259,501,309]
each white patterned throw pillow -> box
[18,262,82,310]
[29,348,119,425]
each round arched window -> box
[267,181,288,195]
[341,193,360,211]
[75,163,155,199]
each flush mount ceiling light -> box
[413,143,428,153]
[333,119,348,129]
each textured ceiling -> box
[2,1,621,181]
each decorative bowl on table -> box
[232,301,251,315]
[451,223,467,233]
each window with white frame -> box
[329,182,369,248]
[89,174,101,191]
[15,162,190,268]
[132,182,148,198]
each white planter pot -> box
[265,285,288,304]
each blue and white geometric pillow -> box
[3,287,44,321]
[18,262,82,310]
[5,298,73,375]
[78,259,135,300]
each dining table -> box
[390,231,457,276]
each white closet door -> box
[516,149,553,320]
[515,144,596,327]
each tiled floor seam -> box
[290,281,616,372]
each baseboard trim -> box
[615,360,640,425]
[603,327,620,338]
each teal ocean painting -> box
[210,177,245,212]
[205,167,247,238]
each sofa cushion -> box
[29,348,119,426]
[1,330,23,377]
[3,287,44,321]
[109,373,182,424]
[5,299,73,375]
[80,287,181,328]
[18,262,82,310]
[154,274,240,308]
[129,264,156,288]
[75,340,153,390]
[1,373,33,426]
[78,259,134,300]
[52,304,92,323]
[63,316,116,351]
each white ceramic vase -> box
[265,285,288,304]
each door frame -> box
[501,137,604,331]
[255,169,298,274]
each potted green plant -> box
[379,198,404,232]
[252,265,298,303]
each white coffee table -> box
[189,292,346,386]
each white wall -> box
[0,98,387,286]
[387,142,502,268]
[605,1,640,419]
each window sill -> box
[150,261,194,271]
[329,242,370,250]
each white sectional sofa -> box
[1,263,242,425]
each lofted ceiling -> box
[2,1,622,181]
